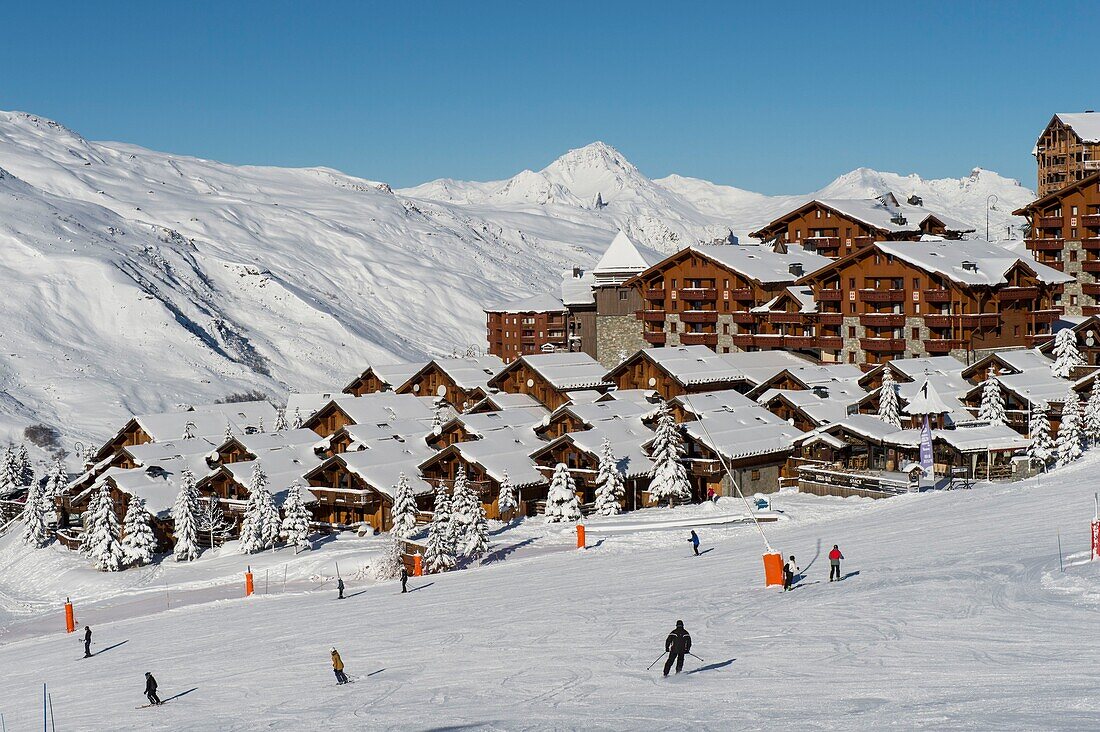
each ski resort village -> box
[3,31,1100,725]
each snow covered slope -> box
[0,457,1098,729]
[0,111,1035,448]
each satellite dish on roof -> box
[1087,335,1095,347]
[526,378,535,388]
[412,384,420,393]
[436,384,447,397]
[648,377,657,387]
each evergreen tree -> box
[257,416,265,433]
[1056,390,1084,466]
[431,402,447,435]
[182,421,196,440]
[423,488,456,573]
[372,531,406,580]
[593,439,625,516]
[464,500,490,560]
[196,495,232,550]
[1085,387,1100,446]
[21,477,51,547]
[1027,401,1054,470]
[292,407,303,429]
[273,408,288,432]
[877,368,902,428]
[978,369,1007,426]
[648,403,692,507]
[1051,328,1085,378]
[239,463,280,553]
[121,496,157,566]
[449,467,478,555]
[280,481,313,552]
[0,447,16,492]
[496,470,517,520]
[45,457,67,498]
[81,484,124,571]
[544,463,582,523]
[171,468,201,561]
[390,473,419,539]
[224,421,233,444]
[16,445,34,486]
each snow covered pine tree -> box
[16,444,34,486]
[280,481,313,552]
[121,496,157,566]
[544,462,582,523]
[1056,389,1085,466]
[45,457,67,498]
[464,494,490,560]
[648,403,692,507]
[1051,328,1085,378]
[593,439,625,516]
[424,487,456,573]
[390,473,418,539]
[979,368,1007,426]
[81,484,124,571]
[171,468,202,562]
[1027,401,1054,470]
[496,470,517,521]
[239,463,280,553]
[20,475,51,547]
[373,531,406,580]
[1085,388,1100,447]
[273,408,288,432]
[450,467,478,556]
[877,368,902,428]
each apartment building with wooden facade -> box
[749,194,974,257]
[1033,112,1100,197]
[1014,172,1100,316]
[485,294,570,363]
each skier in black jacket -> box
[83,625,92,658]
[337,578,345,600]
[400,567,408,593]
[663,620,692,676]
[144,672,162,705]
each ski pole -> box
[646,652,668,671]
[686,651,706,663]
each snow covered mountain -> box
[0,111,1035,448]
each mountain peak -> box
[542,141,637,177]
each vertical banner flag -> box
[920,415,933,477]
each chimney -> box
[788,262,804,277]
[812,385,829,398]
[961,260,978,272]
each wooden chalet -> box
[1032,113,1100,197]
[626,244,831,353]
[748,194,974,257]
[795,239,1072,365]
[303,393,436,438]
[343,360,428,397]
[743,363,863,400]
[1036,317,1100,368]
[534,395,657,440]
[855,356,967,392]
[604,345,751,399]
[427,407,546,450]
[394,356,504,411]
[1014,172,1100,316]
[485,294,570,363]
[529,421,654,509]
[486,352,611,410]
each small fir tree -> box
[45,457,67,498]
[0,447,17,492]
[449,467,478,555]
[182,421,196,440]
[81,484,124,571]
[1056,390,1084,466]
[464,500,490,560]
[196,495,232,550]
[496,470,517,520]
[224,421,234,444]
[1085,388,1100,447]
[16,445,34,486]
[21,478,51,547]
[239,463,280,553]
[372,531,406,580]
[544,463,582,523]
[1027,402,1054,471]
[120,496,157,566]
[978,369,1007,426]
[390,473,419,539]
[292,407,303,429]
[423,488,456,573]
[280,481,313,552]
[648,403,692,507]
[1051,328,1085,378]
[273,408,288,432]
[877,368,902,428]
[593,439,625,516]
[171,468,201,561]
[257,416,265,433]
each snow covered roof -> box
[809,198,974,235]
[875,356,966,381]
[342,419,435,448]
[286,393,341,422]
[220,445,325,505]
[808,415,922,448]
[754,286,818,314]
[903,380,953,416]
[371,361,430,389]
[468,392,545,412]
[405,356,505,392]
[507,352,611,390]
[746,363,865,398]
[875,239,1073,287]
[1055,112,1100,143]
[94,452,221,519]
[896,375,972,425]
[323,393,438,425]
[934,424,1030,453]
[563,390,606,405]
[560,269,596,307]
[555,399,658,430]
[758,389,858,426]
[444,428,548,487]
[232,428,323,454]
[485,293,567,314]
[682,409,803,461]
[134,405,269,442]
[340,442,437,498]
[671,389,758,417]
[124,436,222,467]
[966,370,1070,408]
[631,345,747,387]
[598,389,658,404]
[693,244,832,285]
[453,407,548,437]
[535,421,656,479]
[716,350,815,387]
[592,230,666,285]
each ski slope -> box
[0,458,1098,730]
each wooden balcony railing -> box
[860,337,906,352]
[679,288,717,300]
[1038,215,1064,228]
[1026,238,1066,251]
[816,289,843,301]
[817,313,843,325]
[679,332,718,346]
[643,331,667,345]
[680,310,718,324]
[859,289,906,303]
[859,313,906,327]
[923,289,952,303]
[998,286,1039,301]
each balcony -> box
[818,313,843,325]
[1083,283,1100,296]
[998,286,1039,301]
[1083,260,1100,273]
[644,288,666,300]
[643,331,666,345]
[1082,237,1100,251]
[925,313,1000,328]
[731,334,755,348]
[767,312,806,324]
[727,288,755,301]
[804,236,840,251]
[730,311,756,325]
[679,332,718,346]
[923,289,952,303]
[680,287,717,300]
[816,289,843,301]
[816,336,843,349]
[785,335,819,349]
[680,310,718,324]
[1026,238,1065,251]
[924,339,964,354]
[859,313,906,327]
[1032,309,1061,323]
[858,289,906,303]
[1038,215,1063,228]
[641,310,665,322]
[1082,214,1100,227]
[860,337,906,353]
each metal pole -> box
[47,693,55,732]
[1057,531,1064,572]
[42,684,46,732]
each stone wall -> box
[595,315,647,368]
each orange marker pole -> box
[576,524,586,549]
[245,567,254,597]
[763,552,784,588]
[413,553,423,577]
[64,598,75,633]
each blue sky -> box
[1,1,1095,193]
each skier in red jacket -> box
[829,545,844,582]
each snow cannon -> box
[413,552,423,577]
[245,568,254,597]
[576,524,586,549]
[763,553,784,588]
[64,598,75,633]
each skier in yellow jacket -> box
[331,647,349,685]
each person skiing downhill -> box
[782,559,794,591]
[337,578,345,600]
[663,620,692,677]
[144,672,162,705]
[83,625,92,658]
[400,566,408,593]
[688,530,700,556]
[829,545,844,582]
[331,647,349,685]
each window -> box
[723,300,729,311]
[816,210,822,219]
[912,327,920,340]
[848,326,856,337]
[751,469,761,481]
[849,302,856,314]
[619,290,629,300]
[672,279,677,289]
[723,279,729,289]
[849,278,856,288]
[670,322,677,333]
[722,323,730,335]
[913,278,920,290]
